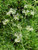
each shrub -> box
[0,0,38,50]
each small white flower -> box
[17,24,22,30]
[12,9,16,14]
[26,10,29,13]
[6,12,10,16]
[13,13,20,20]
[6,8,16,15]
[25,10,29,16]
[31,11,34,15]
[25,12,27,16]
[19,33,22,38]
[2,19,9,25]
[34,0,36,1]
[14,33,22,42]
[30,27,34,31]
[15,38,20,42]
[6,8,13,15]
[14,33,22,37]
[14,16,19,20]
[16,13,20,16]
[14,33,18,36]
[26,26,34,31]
[24,5,28,8]
[22,10,25,13]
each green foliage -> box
[0,0,38,50]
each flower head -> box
[31,11,34,15]
[14,16,19,20]
[14,33,22,42]
[24,5,28,8]
[26,10,29,13]
[2,19,9,25]
[17,24,22,30]
[26,26,34,31]
[6,8,16,16]
[13,13,20,20]
[15,38,20,42]
[22,10,25,13]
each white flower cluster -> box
[24,5,28,8]
[26,26,34,31]
[34,0,36,1]
[6,8,17,16]
[24,5,31,8]
[22,9,34,16]
[22,10,25,13]
[14,16,19,20]
[17,24,22,30]
[13,13,20,20]
[14,33,22,42]
[31,11,34,15]
[2,19,9,25]
[22,4,35,16]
